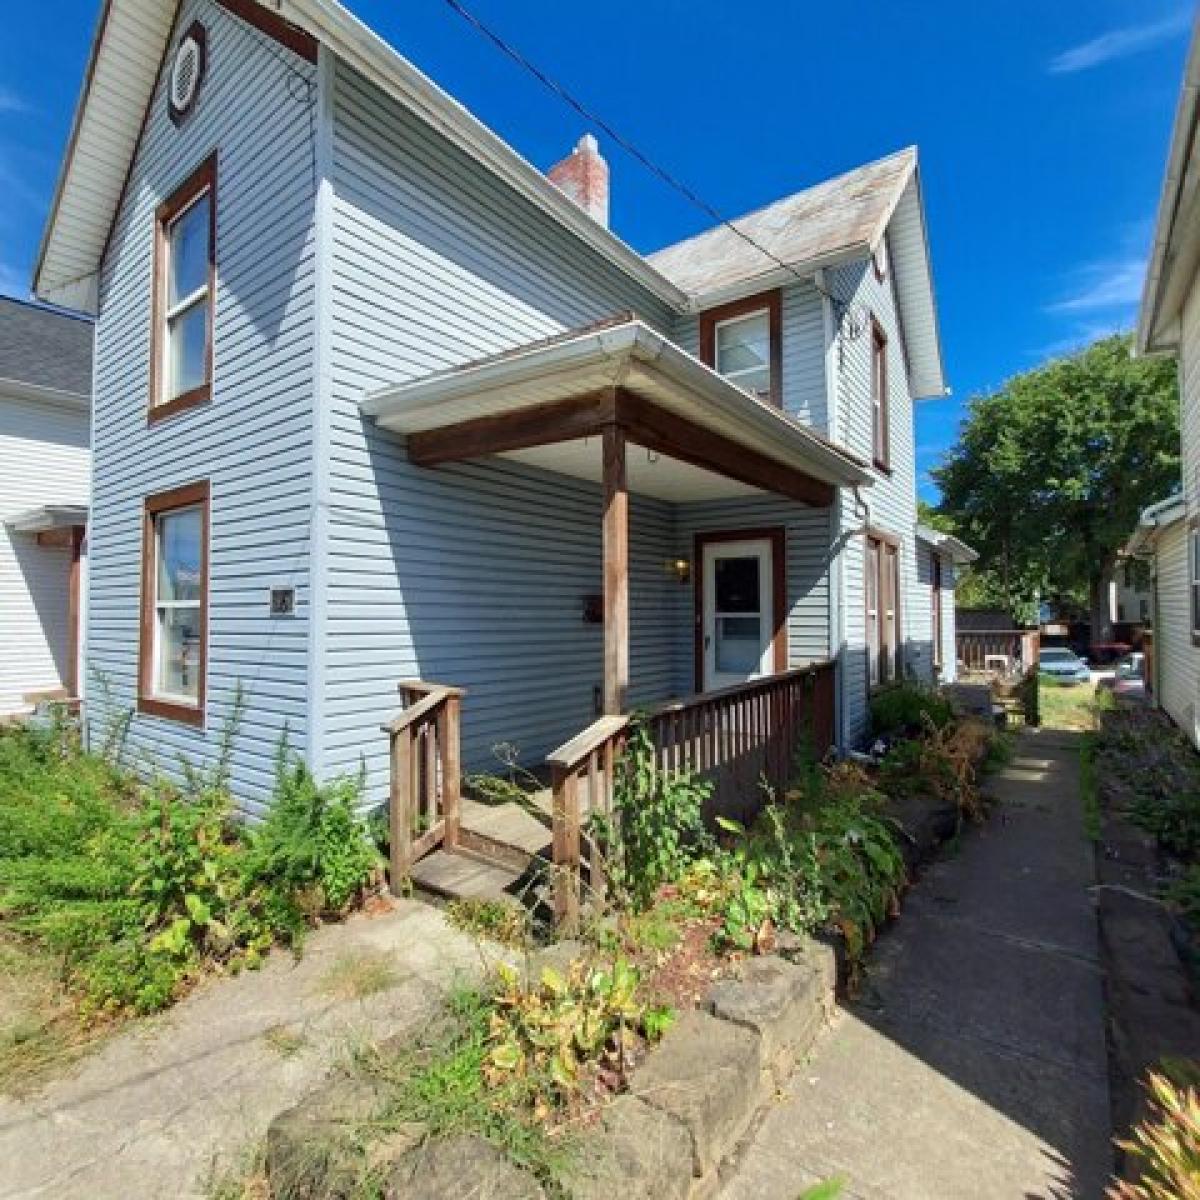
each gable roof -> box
[0,297,93,402]
[34,0,944,400]
[648,148,946,398]
[1138,15,1200,355]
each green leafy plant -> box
[485,956,669,1104]
[446,898,530,948]
[1109,1068,1200,1198]
[594,717,712,909]
[869,683,953,738]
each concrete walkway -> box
[721,730,1112,1200]
[0,898,489,1199]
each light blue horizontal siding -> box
[88,0,317,816]
[326,59,683,797]
[829,257,928,744]
[670,282,828,430]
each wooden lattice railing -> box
[546,662,837,929]
[956,629,1040,674]
[381,680,464,892]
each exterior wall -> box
[324,60,683,796]
[88,0,318,814]
[0,391,90,712]
[669,281,829,430]
[1155,521,1200,748]
[829,257,928,744]
[915,540,958,684]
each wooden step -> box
[459,797,551,859]
[410,847,528,906]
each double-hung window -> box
[152,155,216,419]
[140,482,209,724]
[931,556,943,670]
[699,291,782,407]
[866,532,901,685]
[872,318,890,470]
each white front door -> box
[701,538,775,691]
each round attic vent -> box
[168,23,207,124]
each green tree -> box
[932,335,1179,638]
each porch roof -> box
[916,523,978,565]
[4,504,88,534]
[362,319,872,504]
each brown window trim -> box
[149,153,217,424]
[139,480,210,727]
[865,528,902,688]
[931,555,943,670]
[1191,518,1200,647]
[692,527,787,692]
[698,289,783,409]
[871,317,890,473]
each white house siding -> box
[325,61,693,794]
[669,282,829,429]
[1153,270,1200,750]
[1155,521,1200,747]
[0,392,90,712]
[89,0,317,814]
[829,258,927,745]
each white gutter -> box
[363,320,873,489]
[279,0,689,314]
[0,376,90,411]
[1124,494,1187,556]
[916,522,978,565]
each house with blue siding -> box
[34,0,966,891]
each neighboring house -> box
[33,0,963,823]
[915,524,977,681]
[0,297,92,717]
[1109,562,1151,628]
[1131,18,1200,749]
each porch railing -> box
[381,680,465,893]
[546,662,836,929]
[956,629,1040,674]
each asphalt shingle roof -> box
[647,148,916,297]
[0,296,93,398]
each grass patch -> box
[445,898,529,949]
[1038,679,1114,732]
[318,951,398,1002]
[262,1023,306,1059]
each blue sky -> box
[0,2,1192,501]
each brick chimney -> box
[547,134,609,227]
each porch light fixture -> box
[669,557,691,585]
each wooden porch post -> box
[65,525,85,699]
[602,424,629,715]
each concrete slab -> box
[0,898,492,1200]
[719,730,1113,1200]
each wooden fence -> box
[956,629,1040,674]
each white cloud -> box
[1045,257,1145,315]
[0,87,28,115]
[1049,11,1192,74]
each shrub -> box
[594,717,712,909]
[869,683,954,738]
[1109,1068,1200,1198]
[878,719,989,822]
[0,721,379,1016]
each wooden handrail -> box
[382,680,464,891]
[547,662,837,930]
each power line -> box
[436,0,818,293]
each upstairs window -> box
[699,290,782,407]
[871,318,890,470]
[139,481,209,725]
[151,155,216,420]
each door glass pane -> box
[167,301,207,399]
[157,604,202,699]
[157,507,202,602]
[716,615,761,673]
[168,194,209,306]
[715,555,760,614]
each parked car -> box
[1039,647,1091,685]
